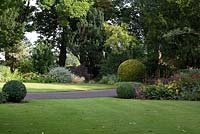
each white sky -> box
[25,31,39,44]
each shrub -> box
[116,82,135,99]
[32,41,55,74]
[0,65,21,82]
[18,59,34,73]
[0,93,2,103]
[71,65,92,81]
[0,92,7,103]
[22,72,38,82]
[71,74,85,83]
[142,80,179,100]
[48,67,72,83]
[118,59,145,82]
[88,80,96,84]
[142,85,158,99]
[22,72,56,83]
[178,70,200,101]
[2,80,27,102]
[99,74,119,84]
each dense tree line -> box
[0,0,199,79]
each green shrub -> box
[142,80,179,100]
[178,70,200,101]
[18,59,34,73]
[116,82,135,99]
[0,65,21,82]
[2,80,27,102]
[32,41,55,74]
[22,72,56,83]
[31,75,56,83]
[0,92,7,103]
[22,72,38,82]
[118,59,145,82]
[99,74,119,84]
[0,92,3,103]
[48,67,72,83]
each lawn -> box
[0,98,200,134]
[0,83,115,92]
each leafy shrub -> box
[0,65,21,82]
[99,74,119,84]
[2,80,27,102]
[71,74,85,83]
[48,67,72,83]
[32,41,55,74]
[142,84,177,100]
[22,72,56,83]
[142,85,158,99]
[142,75,200,101]
[18,59,34,73]
[116,82,135,99]
[118,59,145,82]
[71,65,92,81]
[178,70,200,101]
[0,92,2,103]
[0,92,7,103]
[22,72,38,82]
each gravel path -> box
[25,89,117,100]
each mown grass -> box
[0,83,115,92]
[0,98,200,134]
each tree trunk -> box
[58,42,67,67]
[58,29,67,67]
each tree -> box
[34,0,92,67]
[71,8,106,77]
[0,0,25,49]
[135,0,200,72]
[99,23,144,76]
[4,41,29,72]
[104,23,138,54]
[125,0,200,78]
[0,0,36,72]
[32,41,54,74]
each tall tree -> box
[131,0,200,78]
[0,0,25,49]
[71,7,105,77]
[34,0,92,67]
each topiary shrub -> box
[2,80,27,102]
[118,59,145,82]
[116,82,135,99]
[0,92,7,103]
[0,92,3,103]
[48,67,72,83]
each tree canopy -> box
[0,0,199,78]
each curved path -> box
[25,89,117,100]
